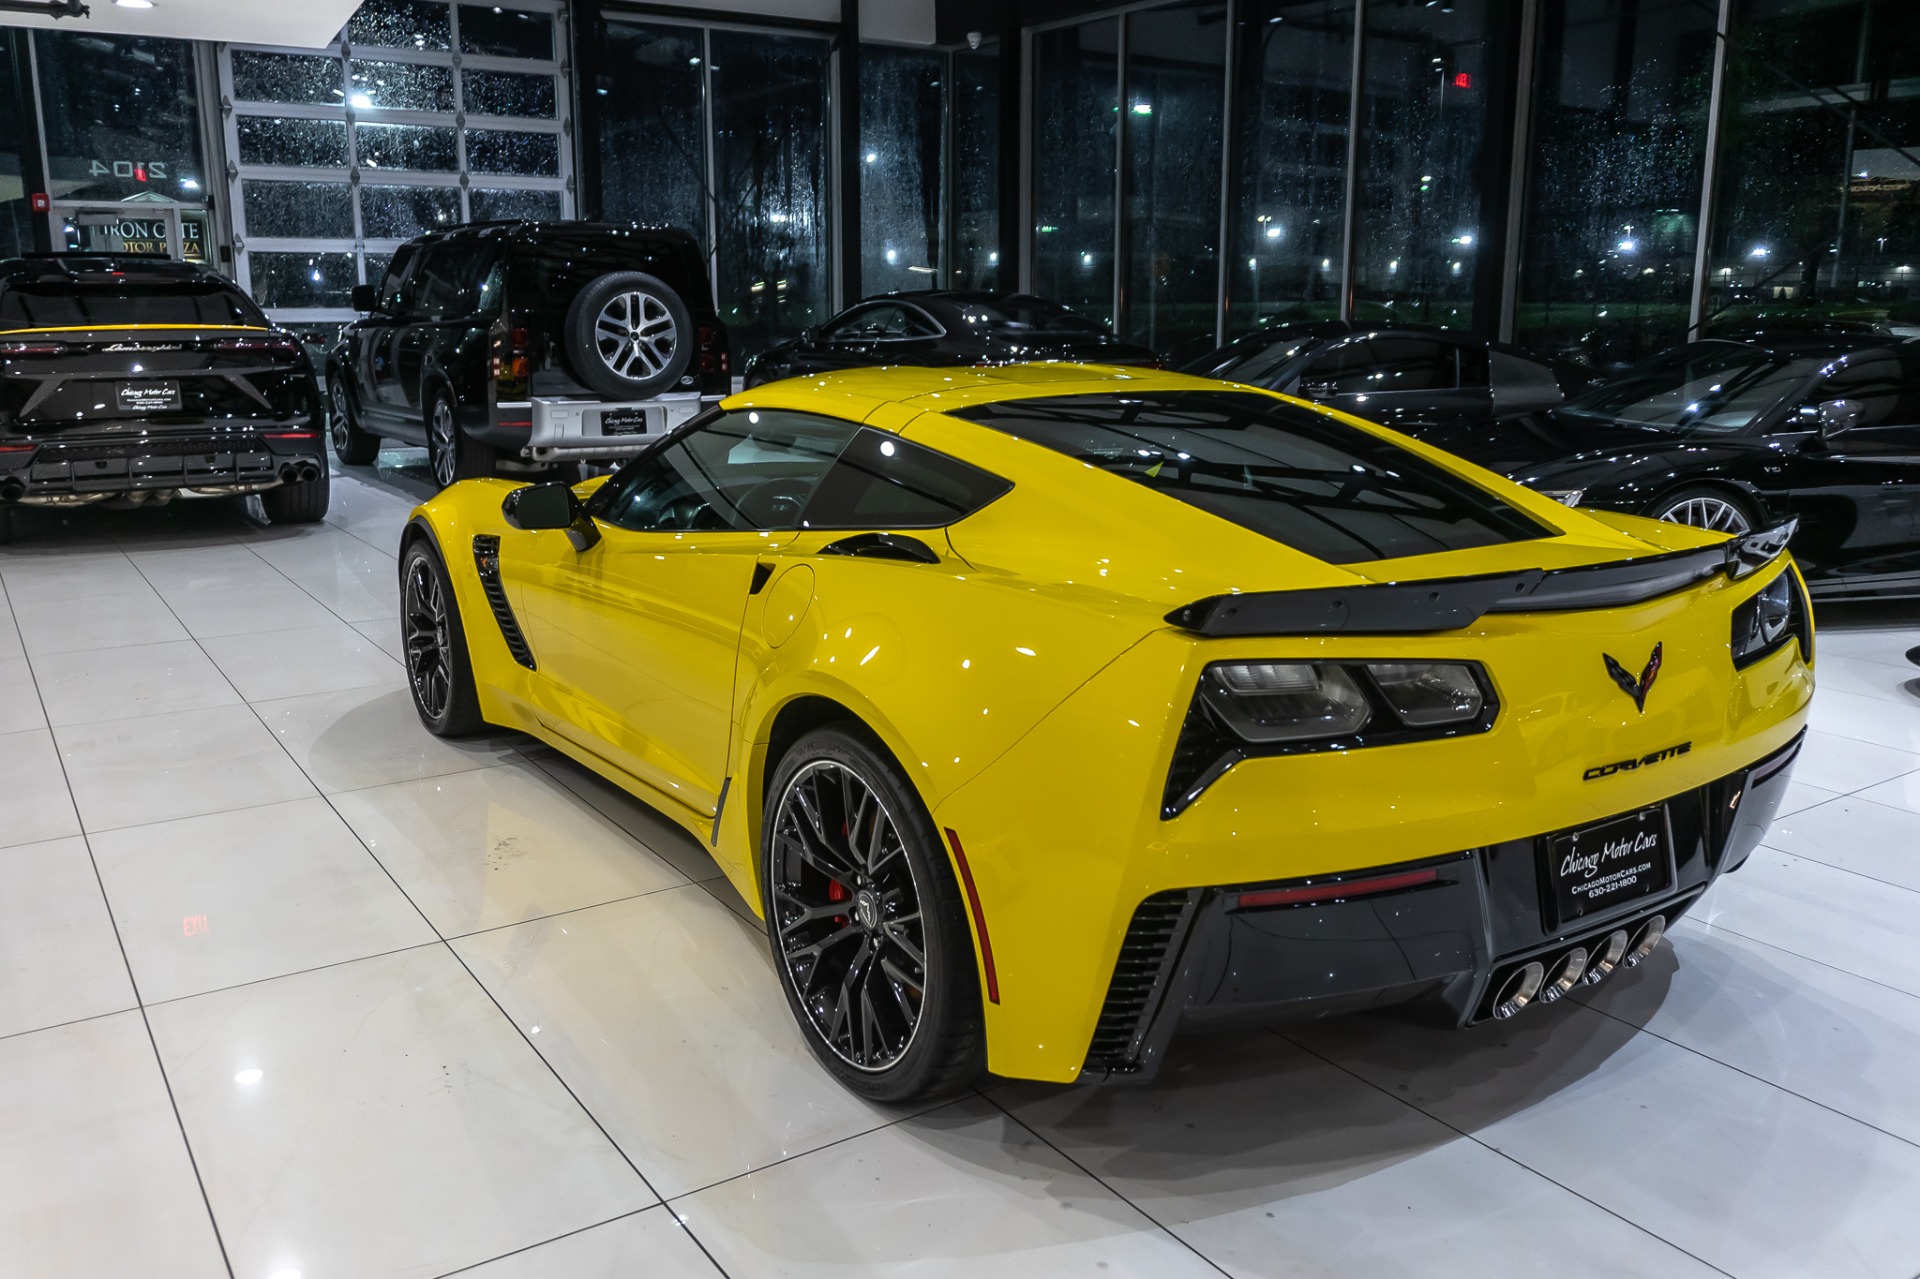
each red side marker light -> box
[1234,867,1439,911]
[944,828,1000,1004]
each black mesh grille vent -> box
[1084,890,1197,1072]
[471,534,536,670]
[1162,697,1238,819]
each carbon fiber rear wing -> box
[1164,520,1797,638]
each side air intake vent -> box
[1082,890,1201,1073]
[471,534,536,669]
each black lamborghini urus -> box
[0,254,327,542]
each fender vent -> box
[471,534,536,670]
[1083,890,1200,1073]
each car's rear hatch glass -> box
[949,389,1551,564]
[0,281,266,330]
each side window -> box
[1299,341,1378,394]
[821,304,884,341]
[1797,354,1920,430]
[1365,337,1459,392]
[592,409,860,532]
[1456,341,1490,388]
[412,243,491,319]
[376,246,418,315]
[897,305,943,338]
[800,428,1013,530]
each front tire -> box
[426,388,496,490]
[1650,486,1757,535]
[400,538,486,736]
[329,374,381,465]
[762,727,985,1102]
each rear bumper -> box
[514,392,715,461]
[0,424,325,501]
[1081,729,1802,1082]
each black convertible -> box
[1421,334,1920,598]
[742,291,1158,388]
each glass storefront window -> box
[471,188,562,220]
[349,60,455,113]
[249,251,358,309]
[952,44,1001,290]
[356,123,458,172]
[346,0,452,53]
[596,20,706,237]
[0,48,31,259]
[1351,0,1492,327]
[861,45,946,295]
[236,117,349,169]
[35,32,204,204]
[1705,0,1920,335]
[1517,0,1716,369]
[466,129,560,177]
[1123,3,1227,352]
[244,180,353,239]
[1032,19,1121,326]
[463,70,556,118]
[232,51,345,105]
[710,29,832,356]
[360,184,461,238]
[459,6,553,60]
[1228,0,1355,334]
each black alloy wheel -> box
[763,728,984,1101]
[425,389,496,490]
[329,376,380,465]
[399,540,484,735]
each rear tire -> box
[1649,486,1757,535]
[761,726,985,1103]
[329,374,381,465]
[399,538,486,737]
[261,465,330,524]
[426,387,495,490]
[563,271,695,400]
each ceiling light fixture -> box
[116,0,154,7]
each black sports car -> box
[1180,321,1593,431]
[0,254,327,542]
[741,291,1159,388]
[1420,335,1920,598]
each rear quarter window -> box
[951,390,1550,564]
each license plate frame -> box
[598,405,659,436]
[117,380,182,414]
[1541,804,1675,930]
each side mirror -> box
[503,482,600,551]
[350,284,379,314]
[801,325,822,345]
[1818,398,1865,439]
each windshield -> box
[952,390,1549,565]
[1554,342,1822,434]
[0,281,266,330]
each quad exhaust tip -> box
[1493,914,1668,1020]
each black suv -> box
[0,254,326,542]
[328,221,730,488]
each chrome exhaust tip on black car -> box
[0,476,23,503]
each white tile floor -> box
[3,458,1920,1279]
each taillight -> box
[510,326,530,351]
[697,324,716,348]
[699,353,718,373]
[0,341,70,357]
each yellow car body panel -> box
[408,364,1815,1084]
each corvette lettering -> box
[1583,741,1692,780]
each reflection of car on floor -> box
[1181,321,1593,430]
[327,221,731,489]
[1421,334,1920,598]
[741,291,1159,388]
[0,253,327,543]
[395,364,1812,1100]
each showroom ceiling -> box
[0,0,363,48]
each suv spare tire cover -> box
[562,270,696,400]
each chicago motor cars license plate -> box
[599,406,658,436]
[1543,805,1673,927]
[118,380,181,413]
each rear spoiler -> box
[1164,520,1796,637]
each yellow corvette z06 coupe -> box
[396,366,1813,1101]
